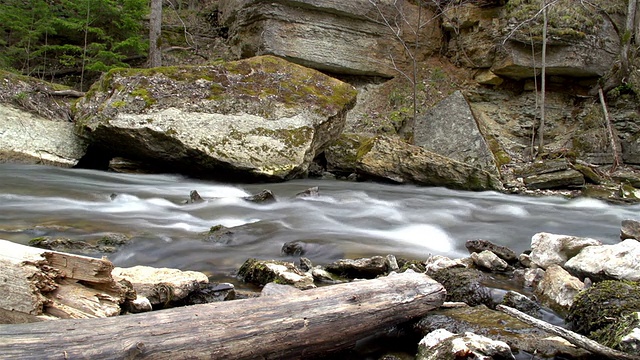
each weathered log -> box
[0,271,445,359]
[0,240,130,321]
[497,305,640,360]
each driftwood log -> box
[0,271,445,359]
[0,240,130,320]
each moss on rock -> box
[567,280,640,340]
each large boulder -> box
[218,0,442,77]
[529,232,601,269]
[74,56,357,180]
[564,239,640,282]
[413,91,499,177]
[356,135,502,191]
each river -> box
[0,163,636,285]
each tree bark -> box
[537,0,548,155]
[0,271,445,360]
[148,0,163,67]
[0,240,130,320]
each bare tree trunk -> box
[598,87,623,171]
[537,0,548,156]
[80,0,91,90]
[149,0,163,67]
[0,272,445,360]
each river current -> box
[1,164,637,283]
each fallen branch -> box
[497,305,640,360]
[598,86,623,172]
[0,271,445,359]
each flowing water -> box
[1,163,637,285]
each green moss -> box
[28,236,48,246]
[485,134,511,167]
[111,100,127,108]
[567,280,640,338]
[130,88,156,108]
[209,224,224,233]
[355,137,376,161]
[504,0,623,43]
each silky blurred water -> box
[0,164,637,283]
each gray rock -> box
[564,239,640,282]
[423,255,467,273]
[621,219,640,241]
[242,189,276,204]
[417,329,515,360]
[465,239,517,264]
[471,250,508,272]
[428,266,494,307]
[325,256,388,279]
[260,282,302,298]
[182,283,236,304]
[0,104,87,167]
[523,169,585,190]
[534,264,584,313]
[501,291,541,318]
[74,56,357,181]
[529,232,601,269]
[356,135,502,191]
[414,91,499,177]
[513,268,545,288]
[295,186,319,198]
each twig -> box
[497,305,640,360]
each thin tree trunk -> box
[80,0,90,90]
[149,0,163,67]
[598,87,622,171]
[621,0,637,76]
[537,0,548,155]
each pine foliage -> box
[0,0,148,78]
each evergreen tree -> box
[0,0,148,82]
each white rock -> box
[564,239,640,281]
[529,232,601,269]
[417,330,515,360]
[471,250,508,271]
[534,264,584,311]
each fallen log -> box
[0,240,130,320]
[0,271,445,359]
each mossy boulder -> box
[74,55,357,181]
[238,258,315,289]
[567,280,640,351]
[427,267,495,307]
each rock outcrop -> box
[0,71,87,167]
[74,55,357,181]
[218,0,442,77]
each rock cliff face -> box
[218,0,442,77]
[74,56,357,180]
